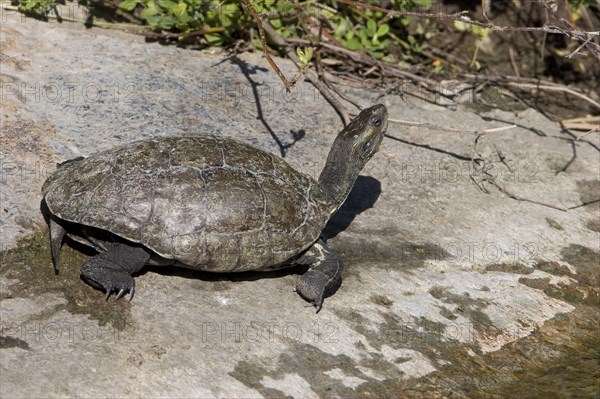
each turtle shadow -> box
[142,264,339,307]
[322,175,382,240]
[142,264,302,284]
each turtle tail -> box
[48,217,66,274]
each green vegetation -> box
[17,0,55,11]
[9,0,597,100]
[13,0,437,63]
[118,0,241,44]
[453,20,491,70]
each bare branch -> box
[260,21,351,125]
[239,0,292,93]
[487,180,568,211]
[333,0,600,58]
[576,126,599,141]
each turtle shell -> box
[42,136,330,272]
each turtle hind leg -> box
[48,218,66,274]
[80,243,150,301]
[293,239,343,313]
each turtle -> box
[41,104,388,312]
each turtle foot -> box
[293,239,343,313]
[79,243,149,301]
[295,271,331,314]
[81,264,136,301]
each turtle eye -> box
[369,115,382,127]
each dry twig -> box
[144,27,224,40]
[469,130,567,211]
[260,22,351,124]
[575,126,599,141]
[561,116,600,132]
[333,0,600,58]
[487,180,568,211]
[239,0,292,92]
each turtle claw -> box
[303,301,323,314]
[82,263,136,301]
[79,245,147,302]
[295,288,323,313]
[314,299,323,314]
[295,268,333,313]
[293,239,342,314]
[296,277,326,313]
[113,282,135,301]
[115,288,126,300]
[102,283,135,301]
[108,279,135,301]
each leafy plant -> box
[16,0,54,13]
[568,0,591,12]
[127,0,239,35]
[454,20,492,70]
[13,0,435,63]
[296,46,314,68]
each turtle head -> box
[318,104,388,214]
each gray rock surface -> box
[1,12,599,399]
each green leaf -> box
[140,3,158,19]
[20,0,53,11]
[415,22,424,35]
[356,29,367,41]
[376,24,389,37]
[473,26,492,39]
[145,15,162,28]
[270,18,282,29]
[205,33,223,46]
[158,0,176,10]
[345,38,362,51]
[296,46,313,67]
[158,15,176,29]
[221,14,233,28]
[172,2,187,16]
[334,18,348,36]
[453,20,470,32]
[366,18,376,35]
[412,0,432,8]
[118,0,139,12]
[176,12,192,24]
[219,3,239,16]
[277,0,293,15]
[400,16,412,26]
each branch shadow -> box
[385,134,476,162]
[225,55,305,158]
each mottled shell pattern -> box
[42,136,331,272]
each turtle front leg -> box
[80,243,150,301]
[293,239,342,313]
